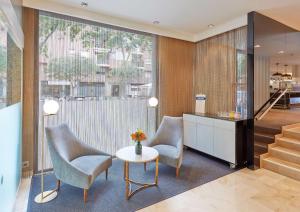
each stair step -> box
[254,153,260,168]
[277,137,300,151]
[254,141,268,155]
[262,157,300,181]
[283,127,300,139]
[254,125,281,135]
[269,146,300,164]
[254,132,274,144]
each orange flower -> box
[131,129,147,142]
[131,133,137,140]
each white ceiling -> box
[23,0,300,42]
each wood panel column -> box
[157,36,195,122]
[22,7,39,175]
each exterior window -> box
[236,50,247,118]
[38,12,156,170]
[78,82,105,97]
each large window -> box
[38,12,156,170]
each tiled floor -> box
[14,169,300,212]
[13,177,31,212]
[139,168,300,212]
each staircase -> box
[261,123,300,181]
[254,125,281,167]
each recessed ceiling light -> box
[208,24,215,28]
[254,44,261,48]
[80,2,88,7]
[153,21,160,25]
[278,50,285,54]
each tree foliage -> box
[108,61,145,83]
[45,54,98,84]
[39,15,81,57]
[39,15,152,59]
[40,14,153,83]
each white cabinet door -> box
[196,123,213,155]
[213,127,235,163]
[184,121,197,149]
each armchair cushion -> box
[70,155,112,181]
[152,144,179,168]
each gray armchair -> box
[145,116,183,177]
[45,124,112,203]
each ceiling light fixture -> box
[278,50,285,54]
[80,2,88,7]
[208,24,215,28]
[254,44,261,48]
[153,21,160,25]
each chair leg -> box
[123,161,126,180]
[83,189,88,203]
[144,162,147,171]
[105,169,108,180]
[176,166,180,177]
[56,180,61,192]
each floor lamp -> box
[34,99,59,203]
[147,97,159,133]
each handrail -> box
[256,88,288,121]
[254,89,281,118]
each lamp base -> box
[34,190,58,203]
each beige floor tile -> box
[139,168,300,212]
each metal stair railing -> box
[255,88,288,121]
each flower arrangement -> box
[131,129,146,155]
[131,129,147,142]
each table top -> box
[116,146,159,163]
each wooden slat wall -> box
[158,36,195,121]
[22,7,39,174]
[194,27,247,114]
[254,55,270,111]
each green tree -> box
[39,15,81,57]
[82,26,152,61]
[39,15,153,84]
[108,61,144,83]
[45,54,98,86]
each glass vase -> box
[135,141,142,155]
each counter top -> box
[184,113,247,122]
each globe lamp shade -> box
[148,97,158,107]
[43,100,59,115]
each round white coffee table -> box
[116,146,159,200]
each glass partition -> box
[0,19,22,110]
[0,25,7,109]
[252,12,300,168]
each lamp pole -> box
[34,100,59,203]
[147,97,158,135]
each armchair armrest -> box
[51,150,92,189]
[176,137,183,157]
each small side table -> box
[116,146,159,199]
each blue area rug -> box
[27,150,235,212]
